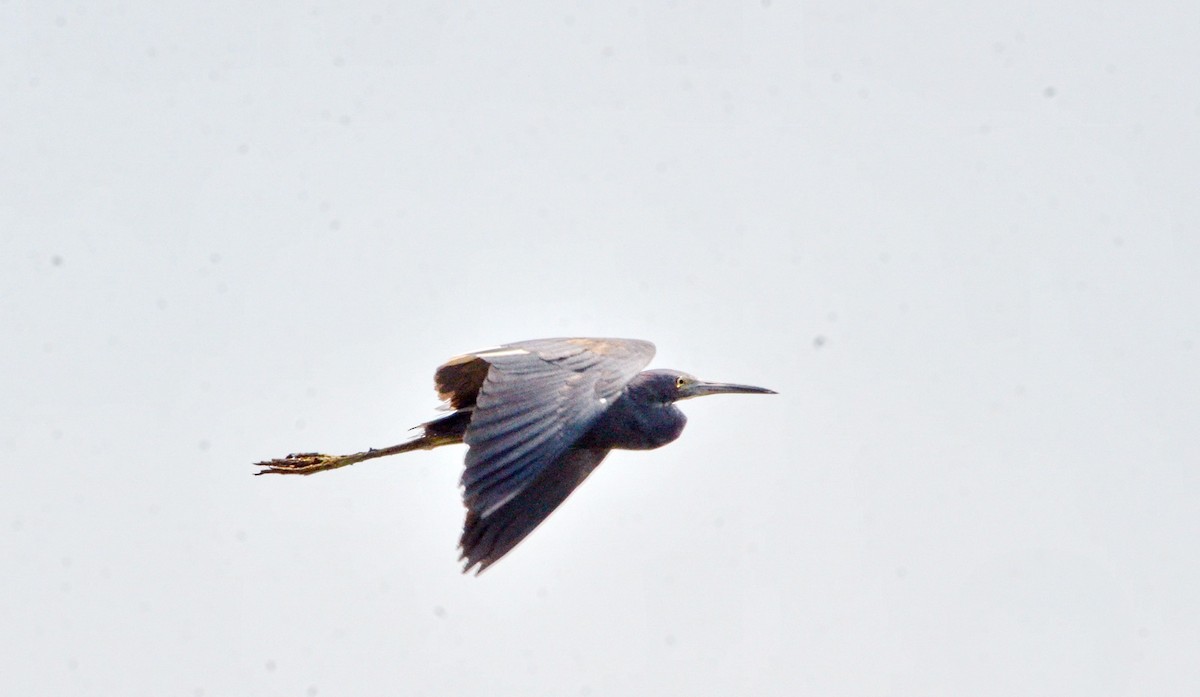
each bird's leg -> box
[253,435,456,476]
[254,449,377,475]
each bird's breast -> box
[578,400,687,451]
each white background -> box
[3,2,1198,695]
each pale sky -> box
[3,2,1198,695]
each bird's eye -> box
[675,376,688,389]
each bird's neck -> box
[578,392,687,451]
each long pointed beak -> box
[681,380,777,400]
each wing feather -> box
[457,338,653,519]
[460,447,611,574]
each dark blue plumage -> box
[256,338,775,574]
[576,371,691,451]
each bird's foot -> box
[254,452,349,476]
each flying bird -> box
[255,337,775,573]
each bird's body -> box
[576,372,689,451]
[256,338,773,573]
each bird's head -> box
[638,369,777,404]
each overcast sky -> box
[3,2,1198,695]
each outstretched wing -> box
[460,447,610,574]
[453,338,654,520]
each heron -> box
[255,338,775,573]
